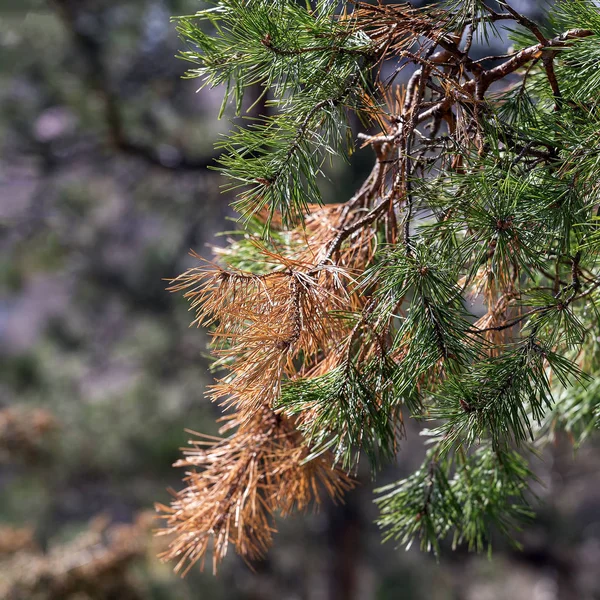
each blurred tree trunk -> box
[327,490,364,600]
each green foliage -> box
[376,445,535,555]
[366,242,481,390]
[555,35,600,102]
[176,0,376,226]
[442,0,502,42]
[278,354,400,472]
[429,341,585,450]
[212,217,299,273]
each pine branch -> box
[158,0,600,572]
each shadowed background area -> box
[1,1,600,599]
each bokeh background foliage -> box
[1,1,599,599]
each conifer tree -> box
[156,0,600,573]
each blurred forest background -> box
[1,1,599,599]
